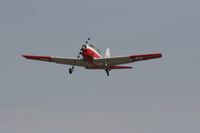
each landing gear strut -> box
[105,69,110,76]
[68,37,89,75]
[68,44,86,75]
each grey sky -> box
[0,0,200,133]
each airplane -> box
[22,38,162,76]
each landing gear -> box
[105,62,110,76]
[69,66,74,74]
[69,44,87,75]
[105,69,110,76]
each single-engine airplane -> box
[22,38,162,76]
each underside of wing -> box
[93,53,162,67]
[22,55,85,67]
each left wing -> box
[22,55,85,67]
[93,53,162,67]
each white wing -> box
[22,55,85,67]
[94,53,162,67]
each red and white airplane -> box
[22,38,162,76]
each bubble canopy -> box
[89,44,101,55]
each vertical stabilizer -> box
[105,48,111,58]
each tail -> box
[105,48,110,58]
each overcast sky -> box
[0,0,200,133]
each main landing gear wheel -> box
[69,67,74,74]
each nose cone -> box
[81,45,87,52]
[79,45,86,56]
[82,45,87,49]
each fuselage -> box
[81,44,102,63]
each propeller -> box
[85,37,91,44]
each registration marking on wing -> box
[134,56,144,60]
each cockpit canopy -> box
[89,44,101,55]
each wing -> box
[93,53,162,67]
[22,55,85,67]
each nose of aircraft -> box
[81,44,87,49]
[80,45,87,53]
[77,44,85,56]
[76,45,87,59]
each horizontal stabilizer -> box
[110,66,132,69]
[86,65,132,70]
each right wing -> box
[94,53,162,67]
[22,55,85,67]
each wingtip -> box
[22,54,34,59]
[21,54,52,61]
[22,55,28,59]
[156,53,162,58]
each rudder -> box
[105,48,110,58]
